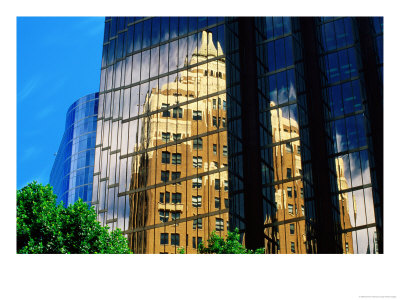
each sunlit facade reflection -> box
[50,93,98,207]
[92,17,382,254]
[92,17,228,253]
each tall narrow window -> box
[215,197,220,208]
[193,156,203,168]
[193,218,203,229]
[161,103,170,117]
[160,233,168,245]
[173,107,182,118]
[161,171,169,182]
[290,223,295,234]
[171,234,180,246]
[193,138,203,150]
[288,204,294,214]
[172,193,181,204]
[159,210,169,222]
[223,145,228,156]
[224,180,228,191]
[172,153,181,164]
[213,116,217,127]
[162,151,170,163]
[291,242,295,253]
[192,177,202,188]
[287,187,292,198]
[213,144,217,155]
[171,172,181,181]
[171,211,180,220]
[216,218,224,231]
[286,142,293,153]
[192,195,202,207]
[287,168,292,178]
[213,99,216,109]
[215,179,220,190]
[162,132,170,142]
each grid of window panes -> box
[225,18,246,241]
[93,17,229,253]
[254,17,308,253]
[318,17,379,253]
[50,93,98,207]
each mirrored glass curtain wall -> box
[88,17,382,254]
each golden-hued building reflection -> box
[128,31,228,253]
[264,105,354,254]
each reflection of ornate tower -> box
[128,31,228,253]
[335,157,354,254]
[265,104,306,254]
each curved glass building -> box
[50,93,99,207]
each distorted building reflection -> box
[127,30,228,253]
[92,17,382,254]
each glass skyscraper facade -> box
[93,17,228,253]
[50,93,99,207]
[92,17,383,254]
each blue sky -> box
[17,17,105,189]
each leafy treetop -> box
[17,181,131,254]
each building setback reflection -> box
[127,30,228,253]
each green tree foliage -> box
[198,228,265,254]
[17,181,131,254]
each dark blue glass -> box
[285,36,294,66]
[373,17,383,34]
[352,79,362,110]
[127,26,134,54]
[110,17,117,38]
[273,17,283,37]
[334,19,346,48]
[133,22,143,51]
[117,17,125,32]
[160,17,169,42]
[342,81,353,114]
[327,52,339,83]
[151,17,161,46]
[179,17,188,36]
[347,47,359,78]
[142,19,151,48]
[188,17,197,33]
[343,18,354,45]
[346,116,357,150]
[116,33,124,60]
[198,17,207,29]
[376,35,383,64]
[355,114,367,147]
[266,17,273,39]
[104,21,110,43]
[283,17,291,35]
[107,39,115,65]
[268,73,277,103]
[170,17,179,39]
[323,21,336,51]
[275,38,285,70]
[276,71,288,104]
[267,41,275,71]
